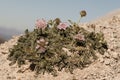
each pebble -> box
[112,52,119,59]
[99,57,104,63]
[104,59,110,65]
[103,52,110,58]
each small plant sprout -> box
[91,24,96,32]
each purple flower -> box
[35,19,47,29]
[57,22,69,30]
[74,34,85,41]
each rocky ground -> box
[0,10,120,80]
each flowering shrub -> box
[7,11,108,76]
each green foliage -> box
[7,19,108,76]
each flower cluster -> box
[74,33,85,41]
[35,19,47,29]
[36,38,48,53]
[57,22,69,30]
[35,19,69,30]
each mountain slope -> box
[0,37,5,43]
[0,27,22,40]
[90,9,120,24]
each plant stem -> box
[40,29,42,34]
[78,16,82,24]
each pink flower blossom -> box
[35,45,46,53]
[39,47,46,53]
[57,22,69,30]
[37,38,45,44]
[74,34,85,41]
[36,38,46,53]
[36,45,40,49]
[35,19,47,29]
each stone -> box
[112,52,119,59]
[104,59,110,65]
[99,57,104,63]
